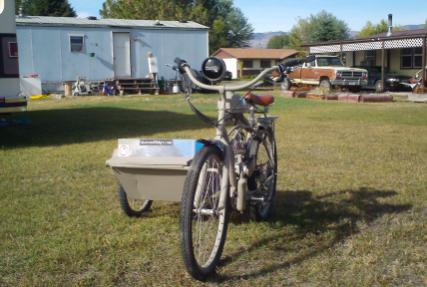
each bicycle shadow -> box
[212,187,411,282]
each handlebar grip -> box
[174,57,188,74]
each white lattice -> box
[310,44,341,54]
[384,38,423,49]
[310,38,427,54]
[342,41,383,51]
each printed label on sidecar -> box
[140,139,173,146]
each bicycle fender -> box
[197,139,226,154]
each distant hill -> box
[402,24,426,30]
[249,31,287,48]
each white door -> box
[113,32,131,78]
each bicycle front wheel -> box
[180,145,229,281]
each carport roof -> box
[302,29,427,54]
[16,16,209,30]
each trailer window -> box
[8,42,18,58]
[70,35,84,53]
[0,34,19,77]
[0,0,4,15]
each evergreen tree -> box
[99,0,253,53]
[16,0,76,17]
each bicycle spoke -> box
[249,131,277,220]
[191,156,224,267]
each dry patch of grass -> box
[1,94,426,286]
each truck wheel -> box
[319,79,331,92]
[375,80,384,93]
[281,78,292,91]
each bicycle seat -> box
[244,92,275,106]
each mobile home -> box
[16,16,209,92]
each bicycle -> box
[174,57,284,280]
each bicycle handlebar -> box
[174,57,284,92]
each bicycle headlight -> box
[201,57,227,83]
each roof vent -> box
[154,20,164,26]
[387,14,393,37]
[179,20,189,23]
[87,16,97,20]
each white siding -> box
[223,58,238,79]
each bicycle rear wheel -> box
[249,129,277,220]
[180,145,229,281]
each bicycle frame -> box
[182,65,279,213]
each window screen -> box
[242,60,253,68]
[260,60,271,68]
[401,48,423,69]
[400,48,412,69]
[413,47,423,69]
[70,35,84,52]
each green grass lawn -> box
[1,94,426,286]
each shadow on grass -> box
[213,187,411,282]
[0,107,205,148]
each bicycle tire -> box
[180,145,230,281]
[249,128,277,221]
[117,184,153,217]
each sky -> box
[70,0,427,32]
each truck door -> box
[287,66,302,83]
[300,58,317,84]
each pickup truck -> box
[282,55,368,92]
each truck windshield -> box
[317,57,344,67]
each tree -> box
[267,34,289,49]
[99,0,253,53]
[358,20,403,38]
[358,20,387,38]
[224,8,253,47]
[288,11,349,50]
[16,0,76,17]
